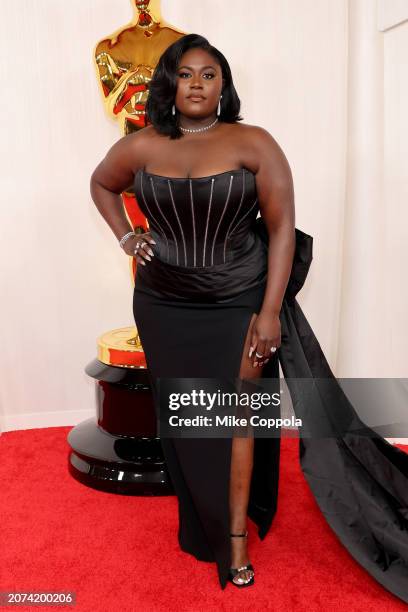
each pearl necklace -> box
[179,118,218,133]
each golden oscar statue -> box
[94,0,185,368]
[68,1,186,495]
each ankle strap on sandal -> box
[230,530,248,537]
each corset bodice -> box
[134,167,260,268]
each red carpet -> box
[1,427,407,611]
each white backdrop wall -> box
[0,0,406,432]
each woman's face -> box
[174,48,224,120]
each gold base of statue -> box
[97,326,147,369]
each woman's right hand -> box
[122,232,156,266]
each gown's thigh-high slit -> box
[229,310,268,536]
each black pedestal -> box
[67,358,174,496]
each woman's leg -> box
[229,313,264,574]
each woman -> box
[90,34,408,600]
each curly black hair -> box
[145,33,243,139]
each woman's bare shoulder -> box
[233,122,291,178]
[91,126,159,186]
[101,125,162,172]
[234,122,281,148]
[122,125,161,149]
[134,124,163,140]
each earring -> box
[172,104,176,115]
[217,94,223,117]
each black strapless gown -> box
[132,167,408,602]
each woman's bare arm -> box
[89,132,144,242]
[243,125,295,365]
[252,126,296,315]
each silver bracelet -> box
[119,231,136,249]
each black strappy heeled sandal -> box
[228,530,255,588]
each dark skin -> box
[90,47,295,585]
